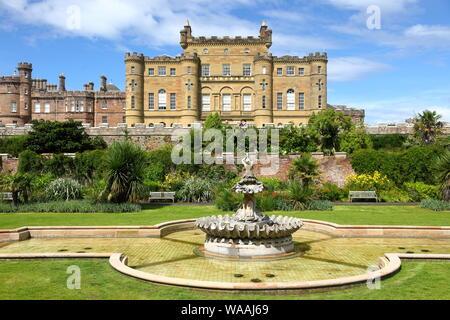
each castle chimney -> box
[100,75,107,92]
[83,83,89,91]
[180,19,192,49]
[59,74,66,91]
[88,81,94,91]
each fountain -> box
[196,155,303,258]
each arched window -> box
[158,89,166,110]
[287,89,295,110]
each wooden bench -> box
[149,192,175,203]
[0,192,13,202]
[349,191,378,202]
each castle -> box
[125,21,332,128]
[0,63,125,127]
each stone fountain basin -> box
[196,215,303,239]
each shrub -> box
[370,134,408,150]
[346,171,392,192]
[256,192,293,212]
[379,189,412,203]
[315,183,347,201]
[73,149,107,184]
[18,150,44,174]
[0,200,140,213]
[404,182,439,202]
[30,174,55,202]
[287,181,315,210]
[45,178,83,201]
[213,187,243,211]
[177,177,213,203]
[0,135,28,157]
[420,199,450,212]
[288,154,320,186]
[339,126,373,154]
[260,177,287,193]
[306,200,333,211]
[44,154,75,177]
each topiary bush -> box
[420,199,450,212]
[45,178,83,201]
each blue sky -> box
[0,0,449,124]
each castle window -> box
[187,66,192,74]
[299,93,305,110]
[222,64,231,76]
[122,102,126,110]
[170,93,176,110]
[35,102,41,113]
[287,89,295,110]
[262,96,266,109]
[224,49,229,54]
[11,102,17,113]
[318,95,322,109]
[158,66,166,76]
[79,101,84,112]
[25,89,28,95]
[158,89,167,110]
[277,93,283,110]
[148,93,154,109]
[201,64,210,77]
[287,66,295,76]
[102,101,107,109]
[244,48,250,54]
[187,96,191,109]
[318,66,322,74]
[149,68,155,76]
[243,64,252,76]
[12,120,18,125]
[70,101,75,112]
[243,94,252,111]
[131,66,136,74]
[277,68,282,76]
[102,116,108,124]
[131,96,135,108]
[24,103,28,110]
[7,86,11,93]
[299,68,305,76]
[170,68,176,76]
[222,94,231,111]
[262,66,267,75]
[44,102,50,113]
[202,94,211,111]
[203,48,209,54]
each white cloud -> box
[0,0,262,47]
[323,0,417,14]
[328,57,391,82]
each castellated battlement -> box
[274,52,328,63]
[124,52,145,62]
[18,62,32,69]
[0,76,20,83]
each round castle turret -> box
[125,52,145,126]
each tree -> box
[288,154,321,186]
[24,120,107,154]
[279,124,318,154]
[204,112,223,130]
[413,110,444,145]
[18,150,44,174]
[434,150,450,201]
[0,173,34,205]
[100,140,147,203]
[308,109,353,155]
[339,125,373,154]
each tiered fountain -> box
[196,155,303,258]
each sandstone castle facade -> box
[125,21,332,128]
[0,63,125,127]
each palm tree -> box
[413,110,444,145]
[100,140,147,203]
[434,150,450,201]
[288,154,321,186]
[0,173,34,206]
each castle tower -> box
[59,74,66,91]
[17,62,33,124]
[180,52,201,126]
[125,52,145,126]
[180,19,193,49]
[253,54,274,127]
[309,52,328,111]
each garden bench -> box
[0,192,13,202]
[349,191,378,202]
[149,192,175,203]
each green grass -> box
[0,259,448,300]
[0,205,449,229]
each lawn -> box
[0,205,449,229]
[0,259,448,300]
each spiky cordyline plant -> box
[100,140,147,203]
